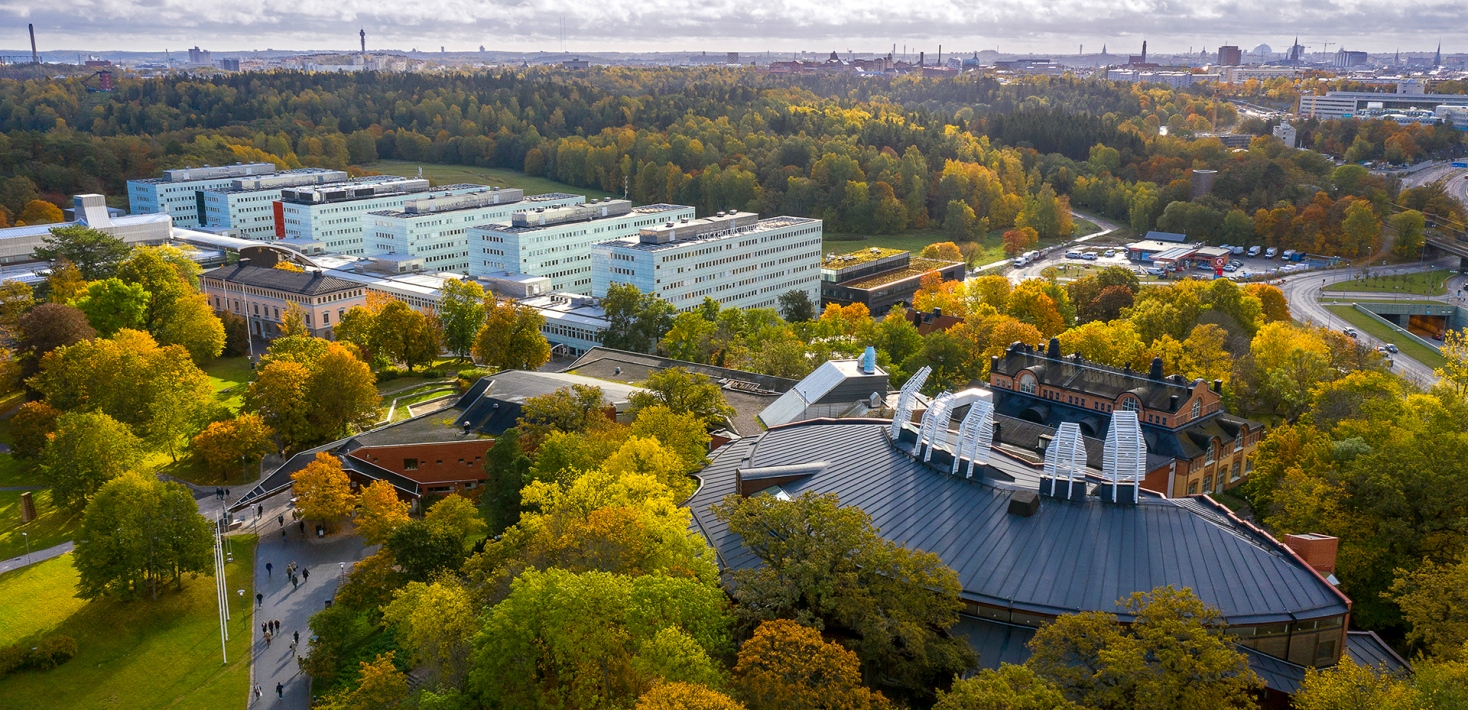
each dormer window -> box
[1019,373,1037,395]
[1121,398,1139,412]
[1191,399,1201,420]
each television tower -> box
[360,29,366,56]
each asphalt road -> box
[1277,260,1454,388]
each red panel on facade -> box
[272,201,284,238]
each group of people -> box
[252,682,286,702]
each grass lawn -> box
[371,160,617,200]
[1324,269,1452,296]
[204,356,253,413]
[0,489,81,561]
[1318,298,1448,308]
[1324,305,1447,370]
[0,453,43,488]
[0,537,257,710]
[824,228,1077,269]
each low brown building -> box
[820,247,965,313]
[341,440,494,500]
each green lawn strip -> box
[0,537,257,709]
[371,160,617,200]
[1324,305,1447,370]
[0,553,86,645]
[1323,269,1452,295]
[0,489,81,561]
[1317,298,1449,308]
[398,387,457,407]
[204,356,253,413]
[823,229,1074,269]
[0,453,44,488]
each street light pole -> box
[22,532,29,565]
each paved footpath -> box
[0,540,74,575]
[248,497,371,709]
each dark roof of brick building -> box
[203,264,359,296]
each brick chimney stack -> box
[1285,533,1339,576]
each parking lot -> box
[1007,243,1325,284]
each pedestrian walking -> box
[291,575,298,590]
[254,684,262,701]
[278,514,284,527]
[302,568,309,582]
[266,562,273,577]
[289,640,297,654]
[256,593,263,608]
[276,682,284,699]
[339,561,345,577]
[257,504,263,519]
[281,529,286,542]
[299,521,306,536]
[265,631,272,647]
[294,630,300,644]
[262,622,268,635]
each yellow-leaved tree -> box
[355,479,410,545]
[291,452,356,525]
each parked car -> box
[1103,249,1116,257]
[1248,246,1262,257]
[1066,251,1084,259]
[1265,247,1278,259]
[1223,264,1238,272]
[1385,343,1399,353]
[1012,257,1027,268]
[1146,266,1166,276]
[1081,252,1098,261]
[1343,327,1358,338]
[1230,246,1245,255]
[1228,260,1243,268]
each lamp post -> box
[22,531,29,565]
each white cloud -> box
[3,0,1461,54]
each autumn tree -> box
[246,338,379,446]
[33,224,131,280]
[291,452,357,524]
[71,277,149,336]
[519,383,611,436]
[473,296,550,371]
[17,198,64,226]
[355,479,411,545]
[603,282,677,353]
[153,293,225,364]
[1025,586,1262,710]
[190,414,276,480]
[1435,329,1468,399]
[1244,283,1290,323]
[9,400,60,458]
[42,410,144,510]
[438,277,486,359]
[44,259,88,303]
[322,652,411,710]
[482,428,532,535]
[715,492,975,703]
[945,200,978,241]
[628,367,735,428]
[637,682,746,710]
[733,619,891,710]
[73,472,214,601]
[1002,227,1039,256]
[382,577,478,688]
[246,359,314,449]
[921,241,964,261]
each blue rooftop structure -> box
[686,418,1355,696]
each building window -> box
[1202,476,1212,492]
[1191,399,1201,420]
[1188,481,1199,495]
[1230,462,1241,482]
[1018,373,1037,395]
[1205,441,1216,465]
[1235,431,1245,452]
[1121,398,1139,412]
[403,458,418,470]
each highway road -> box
[1277,261,1454,388]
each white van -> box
[1247,246,1261,257]
[1265,248,1278,259]
[1012,256,1027,267]
[1023,250,1039,263]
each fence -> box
[1351,303,1444,354]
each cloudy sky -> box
[1,0,1460,55]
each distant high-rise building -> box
[1218,45,1242,66]
[1334,49,1368,68]
[187,46,211,65]
[728,52,739,64]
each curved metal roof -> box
[687,420,1349,625]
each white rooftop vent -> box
[915,392,955,461]
[888,366,931,440]
[1102,410,1146,504]
[952,399,994,477]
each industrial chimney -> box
[29,24,39,64]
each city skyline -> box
[1,0,1462,56]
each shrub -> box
[27,635,77,670]
[375,367,405,383]
[0,644,26,677]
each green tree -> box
[1390,209,1426,260]
[71,277,149,336]
[1341,200,1382,257]
[778,290,816,323]
[153,293,225,365]
[628,367,735,428]
[373,299,440,372]
[467,568,732,710]
[322,652,411,710]
[42,410,144,510]
[473,296,550,371]
[935,664,1079,710]
[438,278,485,359]
[482,427,532,534]
[661,311,719,363]
[603,282,676,354]
[1025,586,1262,710]
[519,383,610,435]
[387,519,472,582]
[1390,551,1468,660]
[945,200,978,241]
[9,400,60,458]
[33,225,132,280]
[73,472,213,601]
[382,578,478,688]
[714,492,975,703]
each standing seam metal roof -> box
[685,420,1348,625]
